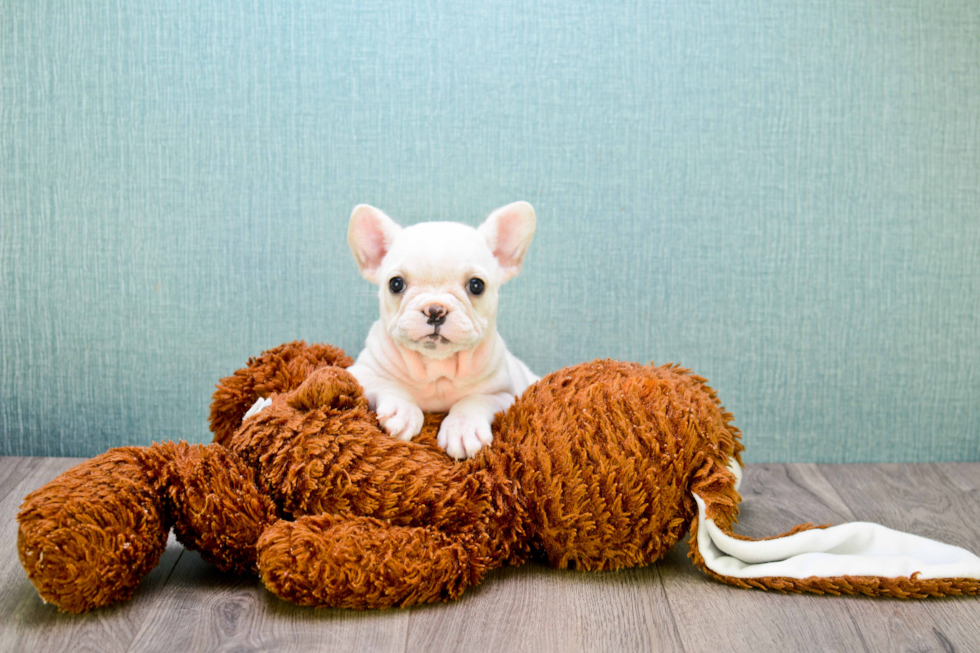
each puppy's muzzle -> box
[424,304,448,327]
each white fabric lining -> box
[243,396,272,421]
[693,492,980,581]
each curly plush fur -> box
[17,342,979,612]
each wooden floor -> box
[1,457,979,653]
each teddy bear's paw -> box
[437,414,493,459]
[376,396,424,441]
[257,514,475,608]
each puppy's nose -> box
[424,304,448,326]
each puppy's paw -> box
[437,414,493,459]
[376,396,424,441]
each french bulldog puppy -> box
[346,202,539,459]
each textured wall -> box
[2,1,978,461]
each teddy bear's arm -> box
[17,441,280,613]
[17,447,171,613]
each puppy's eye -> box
[388,277,406,294]
[467,278,485,296]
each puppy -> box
[346,202,539,459]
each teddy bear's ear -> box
[288,366,363,412]
[478,201,536,283]
[348,205,402,283]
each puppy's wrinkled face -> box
[349,203,535,360]
[379,222,499,358]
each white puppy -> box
[346,202,539,459]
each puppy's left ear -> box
[478,201,536,282]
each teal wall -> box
[2,1,978,461]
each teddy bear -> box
[16,342,980,613]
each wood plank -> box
[819,463,980,651]
[126,548,410,653]
[405,562,684,653]
[659,463,881,653]
[0,457,44,501]
[925,462,980,496]
[0,456,185,653]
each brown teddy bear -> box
[17,342,980,613]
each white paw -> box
[437,414,493,459]
[376,396,424,441]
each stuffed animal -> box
[17,342,980,613]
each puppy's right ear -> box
[348,205,401,283]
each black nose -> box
[424,304,447,326]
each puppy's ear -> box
[348,204,401,283]
[478,201,536,282]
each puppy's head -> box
[348,202,536,359]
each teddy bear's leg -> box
[255,514,491,609]
[17,447,171,613]
[141,441,279,575]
